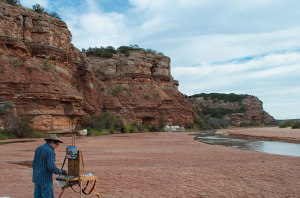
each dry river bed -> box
[0,127,299,198]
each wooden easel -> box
[57,134,101,198]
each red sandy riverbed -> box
[0,127,299,197]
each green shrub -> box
[82,46,116,58]
[206,117,229,129]
[5,0,20,6]
[117,46,132,56]
[111,86,122,97]
[13,58,24,67]
[201,106,233,118]
[124,125,139,133]
[291,121,300,129]
[87,128,110,136]
[144,95,150,100]
[184,122,194,129]
[137,124,149,132]
[123,123,149,133]
[279,121,293,128]
[31,3,61,20]
[43,60,55,71]
[188,93,251,103]
[4,116,33,138]
[159,117,166,130]
[83,45,165,58]
[0,130,10,140]
[146,49,157,53]
[49,11,61,20]
[237,105,247,113]
[193,116,205,129]
[0,101,15,114]
[79,113,151,135]
[81,112,124,132]
[31,131,48,138]
[32,3,45,13]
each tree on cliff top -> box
[188,93,252,103]
[4,0,20,6]
[82,45,165,58]
[82,46,117,58]
[32,3,61,19]
[32,3,45,13]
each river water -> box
[194,130,300,157]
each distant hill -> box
[187,93,277,129]
[277,119,300,123]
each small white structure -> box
[78,129,88,136]
[163,125,185,132]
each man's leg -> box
[34,183,42,198]
[41,183,54,198]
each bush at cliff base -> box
[81,112,123,132]
[87,128,110,136]
[291,121,300,129]
[0,130,9,140]
[279,120,300,129]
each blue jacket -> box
[32,143,62,185]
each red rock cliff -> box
[0,2,194,132]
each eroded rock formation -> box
[0,2,194,132]
[189,94,276,126]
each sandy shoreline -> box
[217,127,300,143]
[0,127,299,197]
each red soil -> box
[0,127,299,197]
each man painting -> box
[32,134,65,198]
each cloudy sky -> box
[20,0,300,119]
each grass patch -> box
[87,128,110,136]
[124,125,139,133]
[124,124,150,133]
[0,130,10,140]
[31,131,48,138]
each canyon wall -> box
[0,2,194,132]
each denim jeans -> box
[34,183,54,198]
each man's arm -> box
[47,152,62,174]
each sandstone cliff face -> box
[0,2,85,132]
[85,50,191,126]
[190,95,276,126]
[0,2,194,132]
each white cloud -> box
[173,51,300,119]
[71,12,127,48]
[61,1,129,49]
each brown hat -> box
[44,134,63,143]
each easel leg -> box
[80,180,82,198]
[58,185,68,198]
[93,186,101,198]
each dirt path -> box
[0,129,299,197]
